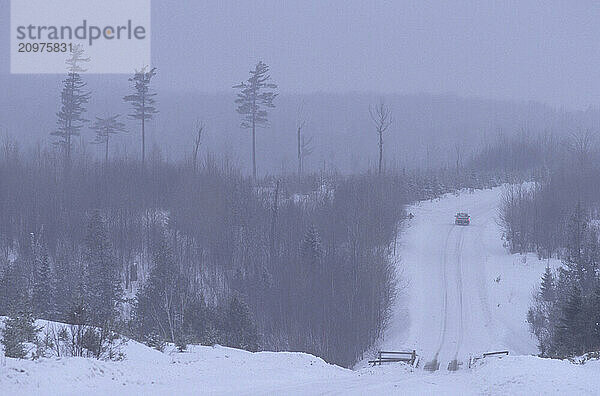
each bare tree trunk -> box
[193,138,200,172]
[141,94,146,167]
[252,117,256,180]
[142,115,145,167]
[270,180,280,263]
[65,75,74,174]
[454,142,462,174]
[192,121,203,173]
[370,101,392,176]
[378,131,383,175]
[298,126,302,175]
[105,135,109,164]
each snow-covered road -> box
[382,186,542,371]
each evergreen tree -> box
[527,266,558,356]
[134,236,186,343]
[52,255,80,322]
[233,61,278,179]
[590,284,600,350]
[90,115,127,164]
[540,265,555,303]
[300,224,322,268]
[553,286,585,356]
[1,307,39,359]
[83,210,121,326]
[31,236,55,319]
[0,264,15,315]
[224,295,259,352]
[51,45,91,169]
[123,66,158,166]
[564,203,588,289]
[0,261,29,317]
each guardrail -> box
[368,350,418,367]
[469,350,509,368]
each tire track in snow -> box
[450,229,465,369]
[425,225,454,371]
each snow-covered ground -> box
[3,341,600,395]
[2,186,600,395]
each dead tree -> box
[300,135,314,174]
[454,141,463,173]
[297,122,314,176]
[296,102,314,176]
[270,179,280,264]
[297,119,306,175]
[369,101,392,175]
[570,128,595,170]
[192,120,205,172]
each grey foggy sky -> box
[148,1,600,109]
[3,1,600,109]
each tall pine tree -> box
[123,66,158,166]
[51,45,91,170]
[233,61,278,179]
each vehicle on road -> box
[455,213,470,225]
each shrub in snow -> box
[1,310,40,359]
[145,331,166,352]
[176,337,188,352]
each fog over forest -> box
[2,1,600,393]
[3,1,600,174]
[2,74,600,174]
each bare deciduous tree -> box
[369,101,392,175]
[192,119,205,172]
[297,119,306,175]
[296,103,314,175]
[300,135,314,174]
[454,141,463,173]
[570,128,595,170]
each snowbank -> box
[0,344,352,395]
[2,342,600,395]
